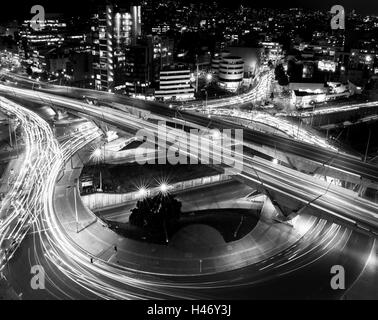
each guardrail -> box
[81,173,232,211]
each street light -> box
[137,187,148,199]
[205,90,209,114]
[90,147,102,163]
[159,183,169,194]
[90,146,104,192]
[73,179,79,233]
[211,129,221,140]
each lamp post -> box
[364,127,371,163]
[74,178,79,233]
[205,90,208,114]
[201,88,209,115]
[90,146,103,192]
[8,118,13,148]
[195,55,199,93]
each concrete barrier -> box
[81,174,231,211]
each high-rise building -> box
[123,36,154,95]
[211,52,230,76]
[18,15,67,61]
[152,35,174,68]
[155,64,195,101]
[92,5,137,91]
[131,5,142,45]
[218,56,244,92]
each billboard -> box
[318,60,337,72]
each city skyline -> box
[1,0,378,22]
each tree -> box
[26,66,33,76]
[278,74,289,86]
[275,64,289,86]
[129,193,182,238]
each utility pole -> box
[14,125,18,158]
[195,55,199,93]
[296,119,301,139]
[74,179,79,233]
[364,127,371,163]
[8,118,13,148]
[205,90,208,114]
[311,104,315,126]
[99,170,103,192]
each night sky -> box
[0,0,377,22]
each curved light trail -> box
[0,79,375,299]
[0,84,376,232]
[0,97,62,271]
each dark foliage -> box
[275,63,289,86]
[129,193,182,238]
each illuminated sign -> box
[318,60,336,72]
[81,180,93,187]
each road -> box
[1,73,377,182]
[0,96,64,271]
[205,108,338,150]
[0,85,377,235]
[185,69,274,109]
[291,100,378,117]
[6,131,376,299]
[0,93,374,299]
[7,174,376,299]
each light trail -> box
[0,84,376,232]
[0,97,63,271]
[295,101,378,117]
[0,95,338,299]
[0,84,375,299]
[34,105,376,298]
[184,70,275,110]
[209,109,338,151]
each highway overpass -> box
[1,84,377,236]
